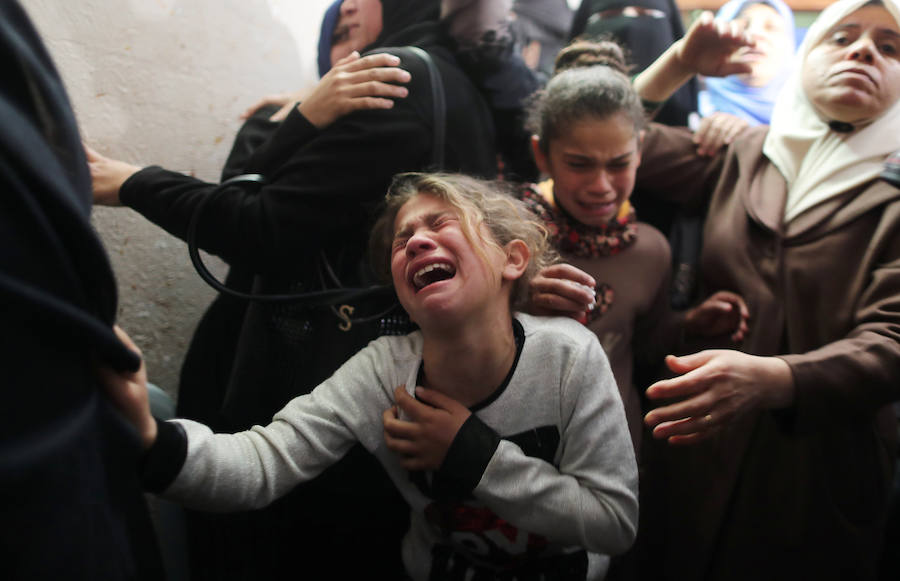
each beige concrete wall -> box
[23,0,335,398]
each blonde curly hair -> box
[369,172,558,311]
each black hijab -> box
[365,0,442,50]
[570,0,698,126]
[0,0,139,373]
[1,6,163,578]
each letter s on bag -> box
[337,304,355,332]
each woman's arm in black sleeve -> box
[239,105,320,175]
[119,93,431,274]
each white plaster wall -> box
[23,0,336,398]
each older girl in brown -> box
[523,41,750,454]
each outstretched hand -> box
[241,51,411,128]
[382,385,471,471]
[684,290,750,342]
[84,145,141,206]
[644,350,794,445]
[528,263,597,320]
[678,11,755,79]
[96,326,157,449]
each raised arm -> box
[634,11,755,107]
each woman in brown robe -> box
[620,1,900,579]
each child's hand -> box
[96,326,157,449]
[683,291,750,343]
[528,263,597,320]
[382,385,471,471]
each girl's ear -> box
[501,239,530,281]
[530,135,550,175]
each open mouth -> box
[411,262,456,292]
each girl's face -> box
[389,194,512,326]
[802,4,900,123]
[734,3,793,87]
[532,114,641,228]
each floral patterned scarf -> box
[519,180,639,323]
[519,180,638,257]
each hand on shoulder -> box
[242,51,411,129]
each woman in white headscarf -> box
[581,1,900,578]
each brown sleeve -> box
[780,214,900,429]
[635,122,726,212]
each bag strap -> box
[187,45,447,305]
[186,174,389,305]
[404,46,445,169]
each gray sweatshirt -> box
[149,313,638,579]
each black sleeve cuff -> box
[119,165,164,209]
[140,419,188,493]
[436,414,501,495]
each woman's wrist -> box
[633,41,695,105]
[762,357,795,410]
